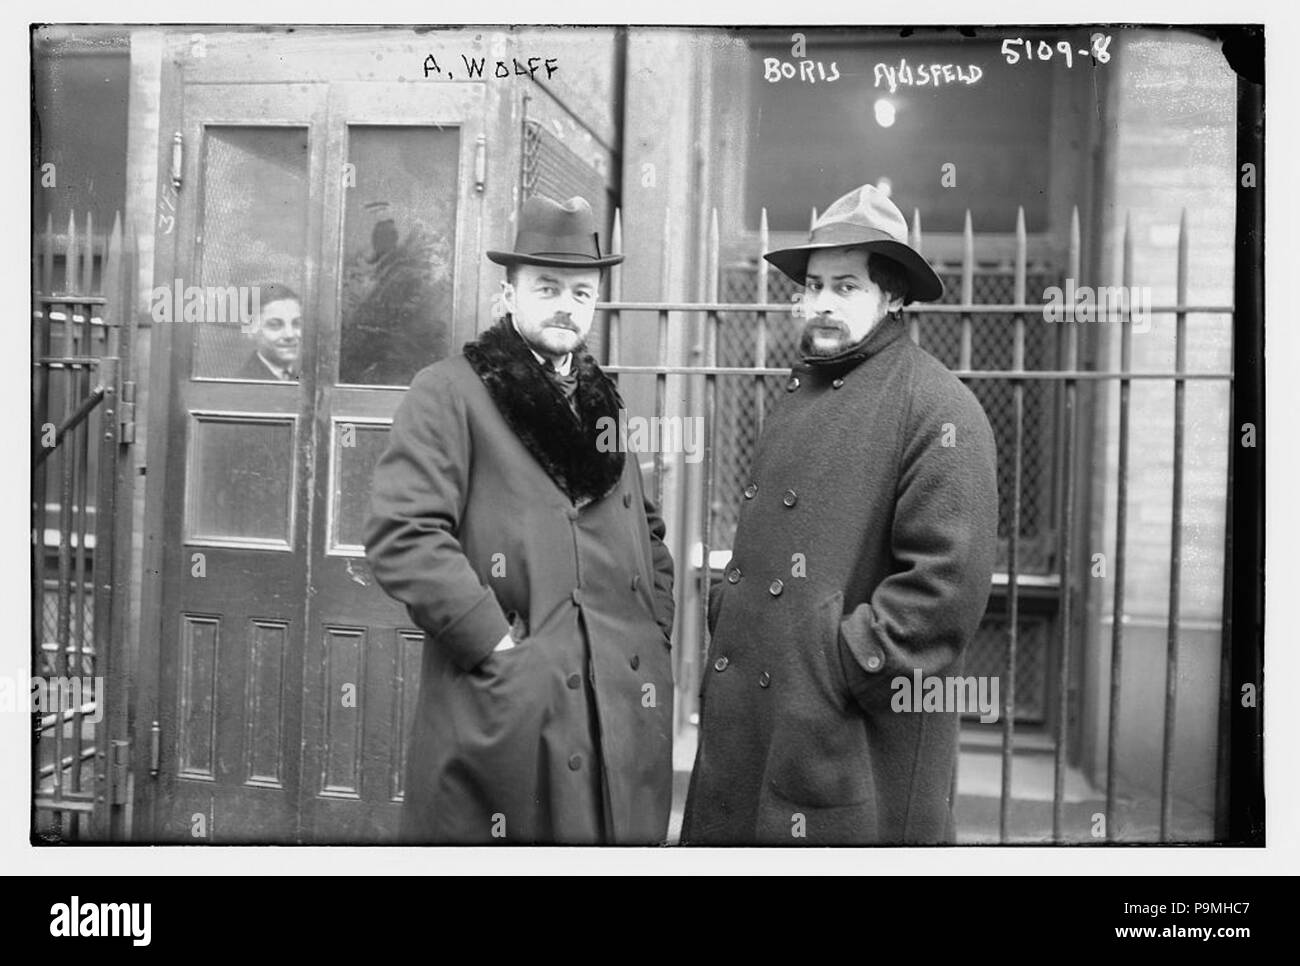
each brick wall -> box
[1094,31,1235,623]
[1082,30,1236,822]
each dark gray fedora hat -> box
[487,195,624,269]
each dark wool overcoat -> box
[364,319,675,845]
[681,313,998,845]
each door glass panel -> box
[329,421,391,553]
[339,125,459,387]
[186,413,297,547]
[193,126,310,381]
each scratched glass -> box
[191,126,309,381]
[338,126,458,386]
[330,422,391,552]
[186,415,295,545]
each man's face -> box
[799,248,903,357]
[252,298,303,370]
[506,264,601,358]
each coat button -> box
[713,655,729,672]
[782,489,797,507]
[630,654,640,670]
[568,754,583,771]
[758,671,771,688]
[623,492,632,507]
[866,654,882,671]
[786,376,800,392]
[567,673,581,690]
[566,506,580,520]
[769,579,784,596]
[832,377,845,389]
[631,573,642,591]
[571,588,584,605]
[743,483,758,500]
[726,566,742,584]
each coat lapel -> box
[463,318,626,506]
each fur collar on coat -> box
[463,318,626,506]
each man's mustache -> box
[543,316,579,332]
[804,316,849,335]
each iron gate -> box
[31,211,137,841]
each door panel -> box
[156,83,325,843]
[327,419,393,553]
[184,411,299,547]
[299,82,484,842]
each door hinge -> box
[474,134,487,193]
[111,739,131,805]
[149,720,161,777]
[171,132,184,190]
[119,380,136,444]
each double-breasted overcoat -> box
[682,313,998,845]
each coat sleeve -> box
[363,366,511,673]
[643,490,676,643]
[837,372,999,710]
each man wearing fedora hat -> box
[682,184,999,845]
[365,195,675,844]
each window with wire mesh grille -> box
[40,582,97,679]
[716,261,1066,724]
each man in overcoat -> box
[364,195,675,845]
[681,184,999,845]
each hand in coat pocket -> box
[476,611,529,671]
[820,590,856,708]
[760,590,872,809]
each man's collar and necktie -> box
[529,346,572,377]
[535,348,579,412]
[255,352,298,381]
[507,316,579,413]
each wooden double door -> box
[152,79,486,842]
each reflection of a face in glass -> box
[252,298,303,371]
[504,264,601,362]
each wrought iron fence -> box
[600,202,1234,843]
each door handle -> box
[149,720,161,778]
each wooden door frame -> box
[132,42,184,839]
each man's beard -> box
[516,315,587,357]
[798,318,853,357]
